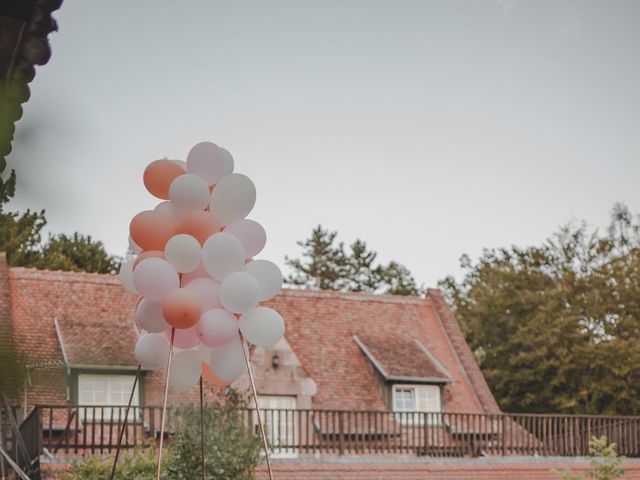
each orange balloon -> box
[179,211,221,245]
[133,250,164,270]
[162,288,201,329]
[130,210,178,251]
[202,362,232,387]
[143,159,186,200]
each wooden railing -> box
[1,404,42,479]
[36,405,640,458]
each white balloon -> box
[164,234,202,273]
[224,219,266,258]
[209,339,246,382]
[183,277,222,311]
[219,272,260,313]
[135,333,169,370]
[201,232,245,281]
[198,343,213,363]
[167,350,201,392]
[118,259,137,293]
[186,142,227,186]
[221,148,234,175]
[154,200,184,224]
[128,236,143,254]
[243,260,283,301]
[209,173,256,226]
[136,299,170,333]
[197,308,239,347]
[169,174,210,211]
[239,307,285,347]
[132,258,180,301]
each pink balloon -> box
[224,219,266,258]
[167,325,199,349]
[133,258,180,301]
[197,309,238,348]
[183,277,222,311]
[136,298,170,333]
[180,263,209,285]
[186,142,227,186]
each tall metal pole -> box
[239,333,274,480]
[110,365,141,480]
[155,327,175,480]
[199,375,205,480]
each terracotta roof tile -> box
[354,333,451,382]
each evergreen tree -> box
[286,225,422,296]
[342,239,381,292]
[285,225,349,290]
[440,204,640,415]
[378,261,424,296]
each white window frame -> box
[392,384,442,426]
[77,373,140,422]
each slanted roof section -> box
[55,315,138,369]
[354,334,452,383]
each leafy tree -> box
[558,436,626,480]
[0,171,120,273]
[0,170,47,266]
[286,225,423,296]
[36,233,121,274]
[440,204,640,415]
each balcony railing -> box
[36,405,640,458]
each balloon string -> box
[110,365,141,480]
[156,327,175,480]
[239,333,274,480]
[199,375,205,480]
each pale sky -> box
[5,0,640,288]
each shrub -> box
[59,448,157,480]
[60,390,262,480]
[557,436,626,480]
[166,389,262,479]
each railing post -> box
[338,412,344,455]
[501,414,506,456]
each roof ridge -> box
[8,267,434,303]
[426,289,501,414]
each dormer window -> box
[393,384,441,425]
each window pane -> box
[394,388,414,411]
[416,385,441,413]
[78,374,138,406]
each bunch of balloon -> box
[118,142,283,480]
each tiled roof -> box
[55,315,138,368]
[354,333,451,382]
[262,288,497,413]
[4,261,499,414]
